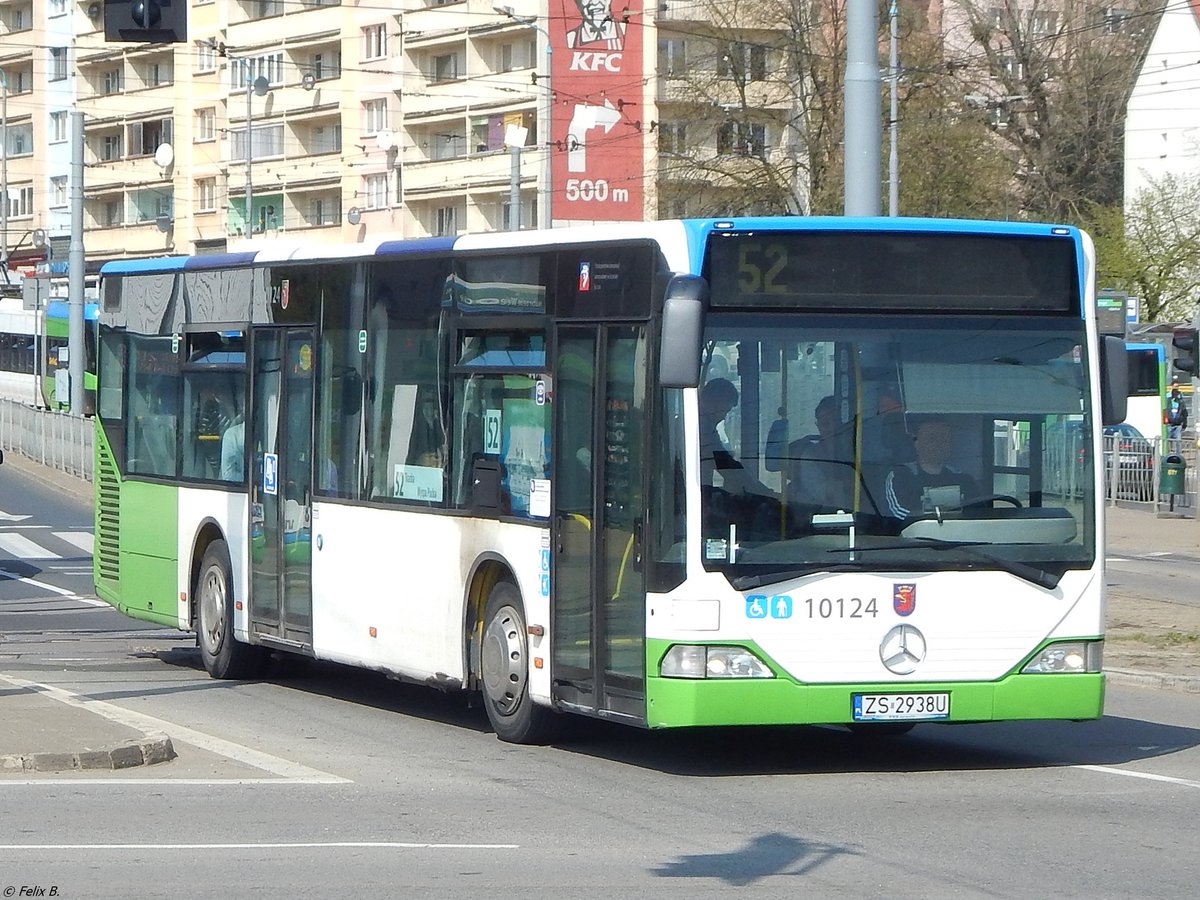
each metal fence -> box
[1105,433,1196,513]
[0,399,93,482]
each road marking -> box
[0,533,61,559]
[0,568,76,596]
[0,508,32,522]
[0,674,350,785]
[0,841,519,850]
[1075,764,1200,791]
[1105,557,1128,564]
[52,531,95,554]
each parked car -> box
[1103,423,1154,500]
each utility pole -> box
[69,111,85,414]
[888,0,900,216]
[2,72,8,284]
[844,0,882,216]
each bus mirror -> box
[660,274,709,388]
[1100,335,1128,426]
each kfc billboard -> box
[550,0,644,221]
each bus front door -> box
[552,326,647,723]
[249,327,314,648]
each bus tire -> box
[480,581,557,744]
[197,539,263,680]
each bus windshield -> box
[696,312,1095,585]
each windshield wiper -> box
[825,539,1061,590]
[731,563,863,591]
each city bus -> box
[1123,341,1166,445]
[42,299,99,414]
[93,218,1127,743]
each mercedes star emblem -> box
[880,624,928,675]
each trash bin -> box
[1160,454,1186,495]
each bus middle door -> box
[249,326,315,648]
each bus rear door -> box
[248,326,315,648]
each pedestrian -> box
[1166,384,1188,442]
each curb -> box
[0,733,175,774]
[1105,667,1200,693]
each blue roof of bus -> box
[45,300,99,319]
[96,218,1080,277]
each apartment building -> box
[0,0,801,269]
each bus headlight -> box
[660,645,774,679]
[1021,641,1103,674]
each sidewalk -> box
[1,455,1197,771]
[1105,502,1198,557]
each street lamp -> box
[244,73,270,235]
[493,3,552,228]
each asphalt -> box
[1,451,1197,773]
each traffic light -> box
[104,0,187,43]
[1173,327,1197,375]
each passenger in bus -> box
[220,418,245,482]
[884,417,978,519]
[787,395,854,512]
[699,378,772,496]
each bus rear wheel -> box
[480,581,557,744]
[197,539,264,680]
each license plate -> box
[853,692,950,721]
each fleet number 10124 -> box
[806,597,878,619]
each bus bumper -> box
[644,672,1105,729]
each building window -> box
[50,111,69,143]
[309,50,341,81]
[143,60,172,87]
[1030,12,1057,35]
[310,123,342,154]
[434,205,458,236]
[49,0,68,15]
[657,122,686,155]
[196,41,216,73]
[101,133,123,161]
[999,56,1025,79]
[104,199,123,226]
[51,176,68,207]
[364,173,388,209]
[250,0,283,17]
[657,38,686,77]
[1103,7,1132,34]
[307,197,340,226]
[717,122,767,158]
[363,24,387,61]
[5,124,32,157]
[128,118,173,157]
[196,108,215,142]
[431,53,460,81]
[196,178,216,212]
[363,98,387,135]
[50,47,68,81]
[103,68,122,94]
[718,43,767,82]
[231,53,284,88]
[232,124,284,159]
[7,186,33,218]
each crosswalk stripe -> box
[52,531,94,554]
[0,532,61,559]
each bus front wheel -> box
[480,581,557,744]
[197,539,263,680]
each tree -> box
[1087,175,1200,323]
[946,0,1157,221]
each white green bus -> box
[93,217,1128,743]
